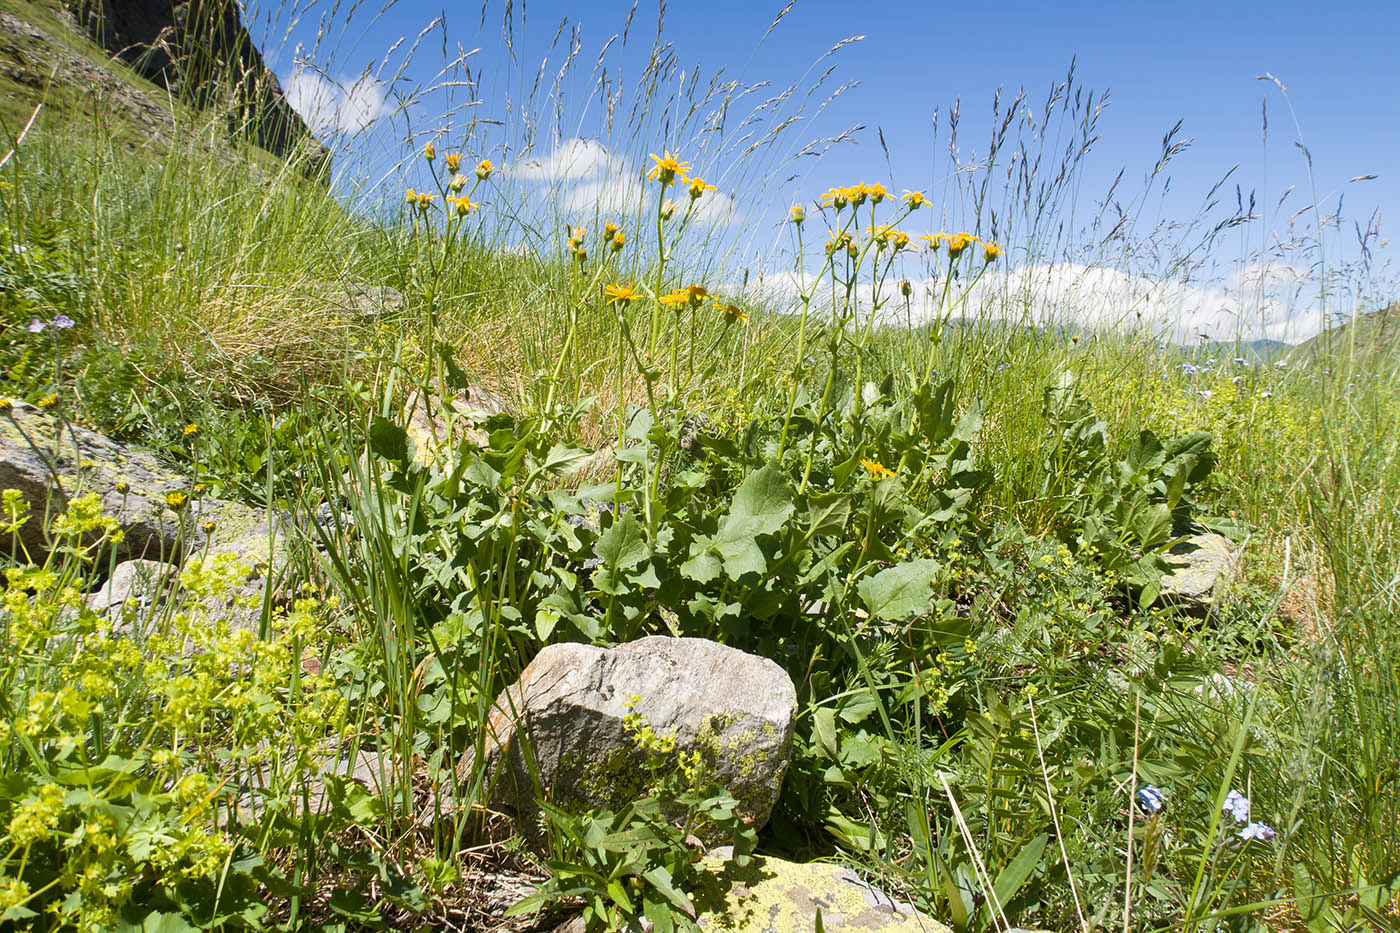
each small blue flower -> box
[1238,822,1276,842]
[1222,789,1250,823]
[1135,785,1167,816]
[27,319,45,333]
[1233,356,1248,365]
[51,315,74,329]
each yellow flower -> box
[183,423,200,437]
[424,142,436,162]
[920,233,944,251]
[449,196,479,216]
[983,241,1003,262]
[449,173,467,192]
[36,393,57,409]
[946,232,975,258]
[659,283,708,308]
[444,152,462,172]
[819,187,849,210]
[862,182,888,204]
[661,199,678,220]
[603,220,619,240]
[789,204,805,224]
[685,174,715,200]
[647,151,690,187]
[846,185,868,207]
[860,457,895,479]
[165,491,189,511]
[0,397,10,414]
[610,231,625,252]
[604,283,639,304]
[903,190,928,209]
[900,279,913,297]
[476,158,494,180]
[714,300,749,324]
[415,192,434,211]
[404,187,417,203]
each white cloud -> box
[285,69,391,135]
[512,138,625,183]
[512,138,737,226]
[749,259,1327,344]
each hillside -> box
[1290,301,1400,366]
[0,0,323,171]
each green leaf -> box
[368,416,408,464]
[595,511,649,572]
[713,463,794,577]
[642,865,696,915]
[989,833,1047,917]
[806,492,851,538]
[857,558,940,620]
[541,443,592,478]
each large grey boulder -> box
[1159,532,1238,611]
[466,636,796,845]
[0,401,263,565]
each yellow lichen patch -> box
[693,853,952,933]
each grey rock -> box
[317,283,406,319]
[549,850,952,933]
[1160,532,1238,610]
[462,637,796,847]
[86,558,178,629]
[0,401,264,565]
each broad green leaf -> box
[812,707,839,760]
[711,463,793,578]
[857,559,940,620]
[368,416,408,463]
[807,492,851,538]
[541,443,592,478]
[594,512,649,571]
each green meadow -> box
[1,2,1397,930]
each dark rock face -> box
[65,0,327,171]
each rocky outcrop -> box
[462,637,797,847]
[1159,532,1238,612]
[64,0,326,171]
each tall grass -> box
[0,1,1396,929]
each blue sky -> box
[254,0,1396,341]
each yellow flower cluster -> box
[860,457,895,479]
[920,232,1002,262]
[659,283,710,309]
[820,182,888,210]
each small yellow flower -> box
[659,288,688,308]
[604,283,639,305]
[903,190,928,209]
[660,199,678,220]
[610,231,625,252]
[647,151,690,187]
[193,483,207,496]
[860,457,895,479]
[819,187,849,210]
[920,233,944,251]
[685,174,715,200]
[603,221,619,240]
[449,196,479,216]
[114,480,130,495]
[0,397,12,415]
[424,142,436,162]
[476,158,494,180]
[900,279,913,297]
[405,187,417,203]
[983,241,1003,262]
[846,185,868,207]
[659,283,708,308]
[449,173,467,192]
[183,423,200,437]
[164,491,189,511]
[714,300,749,324]
[567,224,586,243]
[201,520,216,534]
[790,204,805,224]
[415,192,435,211]
[36,393,57,409]
[863,182,888,204]
[946,232,974,258]
[444,152,462,172]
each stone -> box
[1159,532,1237,611]
[86,558,177,627]
[463,636,797,846]
[0,400,263,565]
[316,283,406,319]
[549,850,952,933]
